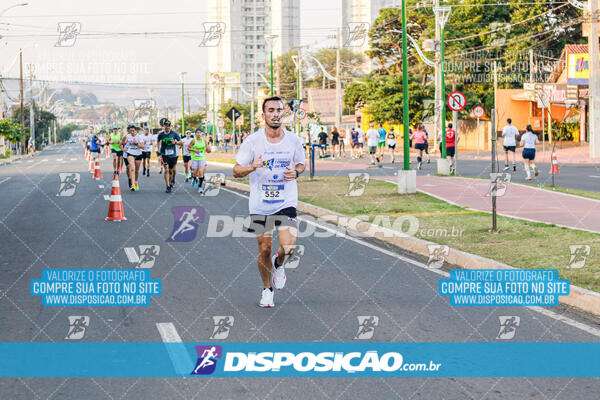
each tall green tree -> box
[10,106,56,149]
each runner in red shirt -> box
[438,123,459,174]
[410,124,427,170]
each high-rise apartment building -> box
[207,0,300,105]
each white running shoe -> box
[272,254,287,290]
[259,288,274,308]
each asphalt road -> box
[1,143,600,399]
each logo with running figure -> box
[56,173,81,197]
[204,173,225,197]
[283,245,304,269]
[354,316,379,340]
[210,316,234,339]
[497,316,520,340]
[567,245,591,269]
[427,244,449,269]
[486,173,511,197]
[65,316,89,340]
[346,173,370,197]
[344,22,370,47]
[168,207,205,242]
[199,22,226,47]
[124,245,160,269]
[191,345,222,375]
[263,158,275,170]
[55,22,81,47]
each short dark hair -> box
[448,123,453,129]
[262,96,284,112]
[507,118,512,124]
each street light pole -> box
[401,0,410,171]
[589,0,600,158]
[265,35,277,97]
[434,6,451,160]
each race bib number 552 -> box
[261,184,284,203]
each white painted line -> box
[103,195,110,201]
[98,185,104,189]
[70,158,77,161]
[590,176,600,178]
[26,159,34,163]
[57,159,64,162]
[156,322,193,375]
[42,159,48,162]
[222,186,600,339]
[0,177,11,185]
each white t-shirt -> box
[235,128,306,215]
[182,137,193,156]
[502,125,519,147]
[520,131,539,149]
[356,128,365,143]
[366,129,379,147]
[142,134,153,152]
[125,134,142,156]
[152,134,159,151]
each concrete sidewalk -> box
[376,175,600,233]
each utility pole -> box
[402,0,410,171]
[434,0,441,151]
[529,49,534,83]
[27,64,35,151]
[335,27,342,129]
[19,49,24,151]
[179,72,186,133]
[589,0,600,158]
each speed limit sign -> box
[295,108,306,120]
[447,91,466,112]
[217,119,225,129]
[473,106,485,118]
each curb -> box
[225,179,600,317]
[0,155,27,166]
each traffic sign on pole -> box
[226,107,241,122]
[295,108,306,120]
[473,105,485,118]
[217,119,225,129]
[447,91,466,112]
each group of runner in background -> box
[82,119,210,193]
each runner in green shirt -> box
[188,129,211,193]
[108,127,124,174]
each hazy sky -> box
[0,0,342,106]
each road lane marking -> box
[221,186,600,338]
[0,177,11,185]
[103,195,110,201]
[98,185,104,189]
[156,322,193,375]
[70,158,77,161]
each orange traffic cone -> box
[550,152,559,174]
[88,158,94,172]
[106,173,126,221]
[85,149,89,160]
[93,159,102,179]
